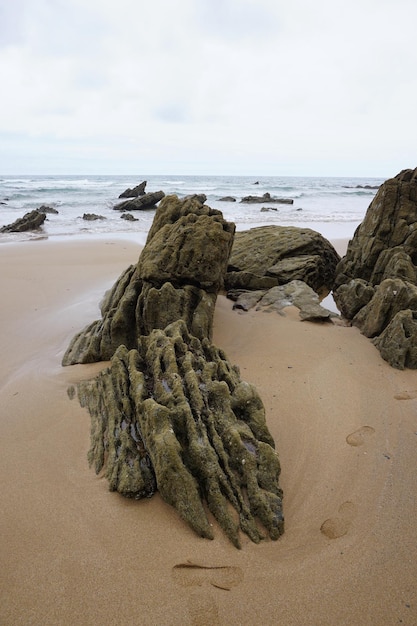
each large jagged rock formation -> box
[334,168,417,369]
[63,195,284,547]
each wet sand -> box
[1,237,416,625]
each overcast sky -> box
[0,0,416,176]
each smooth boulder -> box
[226,225,341,297]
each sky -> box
[0,0,416,177]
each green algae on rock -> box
[334,168,417,368]
[64,195,284,547]
[77,320,283,547]
[62,195,234,365]
[226,225,341,297]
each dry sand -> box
[1,237,416,626]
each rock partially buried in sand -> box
[63,194,284,547]
[77,319,283,547]
[257,281,334,321]
[228,280,334,321]
[334,168,417,368]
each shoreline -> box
[0,217,358,249]
[1,236,416,625]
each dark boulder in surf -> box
[114,190,165,212]
[118,180,147,198]
[0,209,46,233]
[82,213,106,221]
[39,205,59,214]
[240,192,293,204]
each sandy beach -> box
[1,236,416,626]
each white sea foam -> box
[0,174,383,244]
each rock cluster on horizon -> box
[334,168,417,369]
[240,192,293,204]
[82,213,106,221]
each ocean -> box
[0,174,384,244]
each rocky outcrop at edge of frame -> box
[333,168,417,369]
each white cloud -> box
[0,0,416,175]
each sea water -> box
[0,174,384,244]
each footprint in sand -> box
[394,390,417,400]
[320,501,357,539]
[346,425,375,447]
[173,562,244,626]
[172,561,243,590]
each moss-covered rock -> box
[226,225,340,297]
[334,169,417,289]
[334,168,417,368]
[351,279,417,338]
[373,309,417,369]
[73,318,283,548]
[64,195,283,547]
[62,196,235,365]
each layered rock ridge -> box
[333,168,417,369]
[63,195,284,548]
